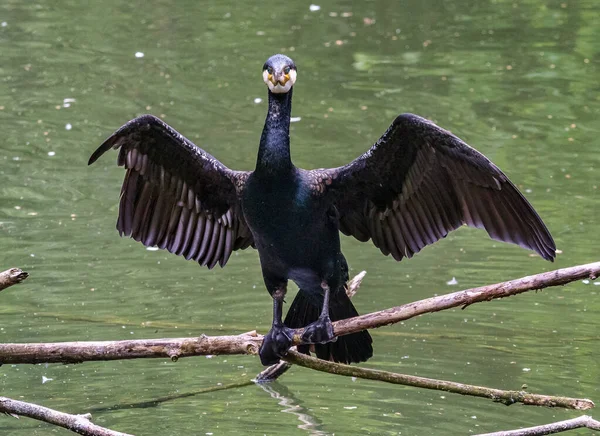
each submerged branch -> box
[0,396,132,436]
[283,351,594,410]
[475,415,600,435]
[0,268,29,292]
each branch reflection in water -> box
[258,382,328,436]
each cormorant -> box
[89,54,556,366]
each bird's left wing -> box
[89,115,254,269]
[311,113,555,261]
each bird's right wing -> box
[89,115,254,269]
[312,113,555,261]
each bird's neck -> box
[256,89,293,175]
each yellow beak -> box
[269,73,290,86]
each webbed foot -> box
[301,315,336,345]
[259,324,295,366]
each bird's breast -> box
[241,173,340,267]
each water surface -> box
[1,0,599,434]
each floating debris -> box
[254,97,262,104]
[135,52,145,58]
[290,116,301,123]
[446,277,458,285]
[42,376,53,384]
[65,123,72,130]
[48,151,55,156]
[146,246,159,251]
[309,4,321,12]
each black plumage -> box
[89,54,555,366]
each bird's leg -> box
[259,284,295,366]
[301,281,336,345]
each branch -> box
[0,396,133,436]
[301,261,600,342]
[0,268,28,292]
[0,263,596,418]
[1,262,597,366]
[283,351,594,410]
[0,333,263,365]
[475,415,600,435]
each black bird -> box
[89,54,556,366]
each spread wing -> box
[314,113,556,261]
[89,115,254,269]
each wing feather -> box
[89,115,254,269]
[316,113,555,261]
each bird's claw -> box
[259,324,294,366]
[301,316,336,345]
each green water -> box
[1,0,599,434]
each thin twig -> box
[255,357,293,382]
[0,396,132,436]
[0,268,28,292]
[475,415,600,435]
[282,351,594,410]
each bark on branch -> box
[0,333,263,365]
[0,268,28,292]
[475,415,600,435]
[0,396,133,436]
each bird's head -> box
[263,54,297,94]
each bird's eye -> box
[284,66,291,74]
[267,67,273,74]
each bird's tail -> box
[284,289,373,364]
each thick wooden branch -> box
[1,261,597,367]
[0,396,132,436]
[0,268,28,292]
[475,415,600,435]
[0,333,263,365]
[1,262,598,366]
[283,351,594,410]
[304,261,600,342]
